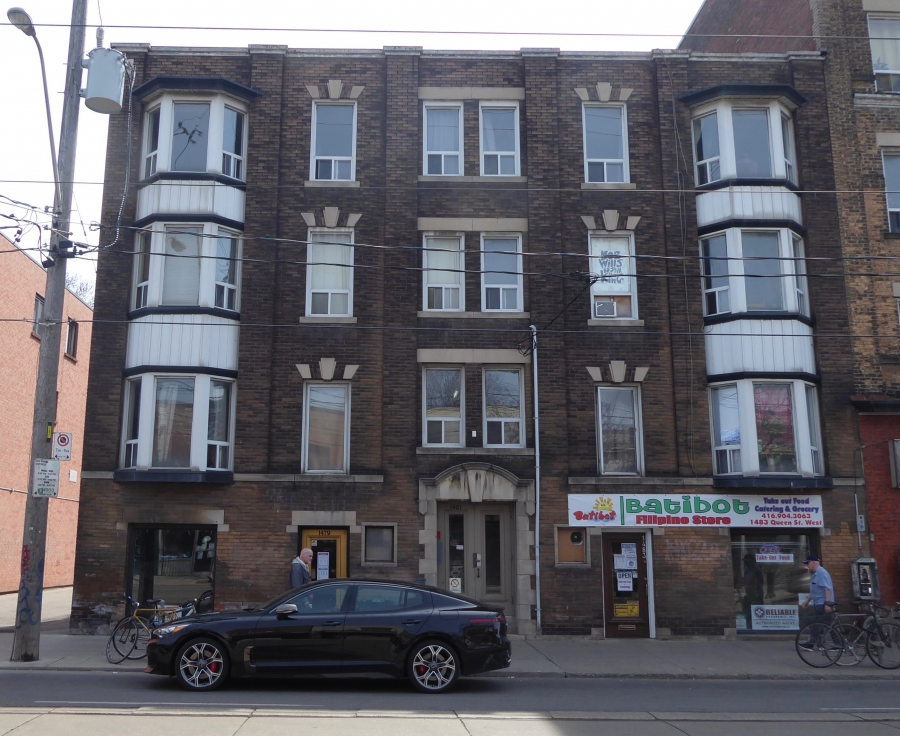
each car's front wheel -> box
[175,637,229,691]
[408,640,459,693]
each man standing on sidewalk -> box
[801,555,835,620]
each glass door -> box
[602,533,650,637]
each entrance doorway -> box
[602,533,650,638]
[437,503,514,616]
[301,528,348,580]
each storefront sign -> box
[316,551,330,580]
[568,494,823,528]
[616,572,633,592]
[750,604,799,630]
[614,601,640,618]
[755,553,794,564]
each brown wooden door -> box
[602,533,650,638]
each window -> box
[806,386,823,475]
[171,102,210,173]
[207,380,232,470]
[597,387,642,474]
[423,368,463,446]
[65,319,78,358]
[123,379,141,468]
[222,107,245,180]
[352,585,425,612]
[482,235,522,311]
[161,226,202,306]
[215,232,239,311]
[143,107,160,178]
[556,527,588,565]
[32,295,44,337]
[711,385,741,474]
[133,232,150,309]
[483,368,523,447]
[303,383,350,473]
[423,235,463,311]
[732,109,772,178]
[583,105,628,183]
[883,153,900,233]
[701,234,730,316]
[589,233,636,318]
[363,526,395,564]
[693,112,720,185]
[781,114,796,184]
[480,104,519,176]
[869,16,900,92]
[742,232,783,311]
[312,103,355,181]
[306,230,353,316]
[152,377,195,468]
[754,383,796,473]
[288,584,349,613]
[792,236,808,316]
[424,105,463,176]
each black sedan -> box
[145,579,511,693]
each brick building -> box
[0,233,92,592]
[71,39,863,638]
[683,0,900,622]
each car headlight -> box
[152,623,190,639]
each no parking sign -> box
[52,432,72,461]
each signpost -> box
[32,459,59,499]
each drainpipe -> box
[530,324,542,633]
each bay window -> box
[222,107,245,180]
[883,153,900,233]
[303,383,350,473]
[423,234,464,311]
[869,16,900,93]
[480,103,519,176]
[207,380,232,470]
[742,232,783,311]
[133,232,150,309]
[701,233,730,315]
[306,229,354,317]
[171,103,210,173]
[483,368,524,447]
[589,233,636,319]
[215,232,239,311]
[781,114,797,184]
[424,105,463,176]
[481,234,522,312]
[143,107,160,178]
[123,379,141,468]
[162,226,202,306]
[583,104,628,183]
[423,368,463,447]
[693,112,721,185]
[732,109,772,178]
[711,385,741,474]
[596,386,643,475]
[153,377,195,467]
[311,102,356,181]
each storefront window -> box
[732,531,817,633]
[130,526,216,612]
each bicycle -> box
[796,601,900,669]
[106,596,197,664]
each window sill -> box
[712,475,833,490]
[568,476,714,486]
[417,175,527,183]
[233,473,384,483]
[417,446,534,456]
[417,311,531,319]
[113,469,234,484]
[64,353,77,363]
[361,561,398,568]
[298,316,358,324]
[581,182,637,190]
[587,319,644,327]
[304,180,360,188]
[555,562,591,569]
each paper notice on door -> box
[614,601,640,618]
[614,554,637,570]
[316,551,330,580]
[621,542,637,558]
[616,572,633,592]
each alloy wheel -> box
[179,641,225,689]
[412,643,457,692]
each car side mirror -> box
[274,603,298,617]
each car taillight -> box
[468,612,504,624]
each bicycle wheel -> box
[108,619,139,662]
[796,622,841,667]
[867,622,900,669]
[834,622,866,666]
[124,616,152,660]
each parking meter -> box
[851,558,879,602]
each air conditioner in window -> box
[890,440,900,488]
[594,299,616,318]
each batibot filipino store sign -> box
[567,494,824,528]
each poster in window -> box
[616,572,634,592]
[591,237,632,295]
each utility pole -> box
[11,0,87,662]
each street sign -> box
[32,458,60,498]
[52,432,72,461]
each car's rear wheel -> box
[408,640,459,694]
[175,637,229,691]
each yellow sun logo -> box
[593,496,614,512]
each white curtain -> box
[308,231,353,291]
[427,109,459,152]
[152,378,194,467]
[162,227,201,305]
[425,237,461,286]
[482,108,516,152]
[870,18,900,72]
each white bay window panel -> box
[126,315,240,372]
[596,386,643,475]
[423,234,464,311]
[312,103,356,181]
[307,229,354,316]
[303,383,350,473]
[695,187,802,229]
[583,105,628,183]
[423,368,463,447]
[136,181,246,223]
[704,319,816,376]
[481,235,522,312]
[869,16,900,93]
[480,103,519,176]
[589,233,636,319]
[162,226,202,306]
[484,368,524,447]
[424,105,463,176]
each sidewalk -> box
[0,587,72,633]
[1,632,900,678]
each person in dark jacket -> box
[290,547,313,588]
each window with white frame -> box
[693,111,721,185]
[215,231,239,311]
[732,109,772,178]
[483,368,523,447]
[423,367,463,446]
[423,234,464,311]
[596,386,642,474]
[424,105,463,176]
[701,233,730,316]
[162,226,202,306]
[709,379,823,476]
[133,231,150,309]
[120,373,235,472]
[781,113,797,184]
[583,104,628,183]
[306,229,353,316]
[482,234,522,311]
[171,102,210,173]
[883,153,900,233]
[589,233,636,318]
[303,383,350,473]
[222,107,246,180]
[143,107,160,178]
[65,319,78,358]
[311,102,356,181]
[869,16,900,93]
[792,235,808,316]
[480,104,519,176]
[742,231,783,311]
[32,295,44,337]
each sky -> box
[0,0,706,287]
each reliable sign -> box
[567,493,824,528]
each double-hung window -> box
[161,226,202,306]
[32,295,44,337]
[806,385,823,475]
[214,231,239,311]
[423,234,464,311]
[207,380,232,470]
[693,112,721,185]
[792,235,808,316]
[311,102,356,181]
[482,235,522,311]
[869,16,900,92]
[133,232,150,309]
[303,383,350,473]
[480,103,519,176]
[781,114,797,184]
[711,385,741,474]
[423,368,463,447]
[701,234,730,316]
[589,233,636,318]
[306,229,353,316]
[596,386,642,475]
[171,102,210,173]
[123,379,141,468]
[65,319,78,358]
[583,104,628,183]
[152,376,195,468]
[424,105,463,176]
[742,231,783,311]
[483,368,523,447]
[143,107,160,178]
[732,109,772,178]
[222,107,245,180]
[884,153,900,233]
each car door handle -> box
[322,621,342,627]
[403,619,422,625]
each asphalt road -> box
[0,670,897,713]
